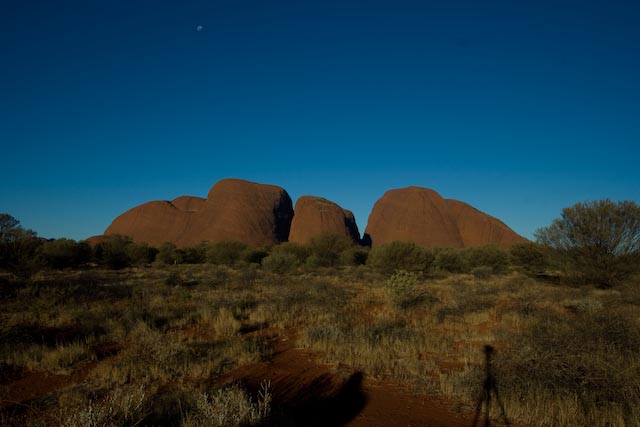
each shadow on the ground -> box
[472,345,510,427]
[252,370,367,427]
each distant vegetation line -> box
[2,198,640,286]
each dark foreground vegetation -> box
[1,200,639,426]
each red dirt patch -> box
[347,381,470,427]
[221,330,472,427]
[0,371,72,410]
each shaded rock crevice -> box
[288,196,360,244]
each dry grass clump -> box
[180,382,271,427]
[299,270,640,426]
[491,310,640,427]
[59,385,148,427]
[196,307,241,338]
[1,340,92,375]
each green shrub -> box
[270,242,310,264]
[262,251,299,274]
[242,247,269,265]
[39,238,91,269]
[0,214,44,276]
[206,241,248,266]
[307,233,354,267]
[510,242,548,276]
[465,244,510,274]
[433,248,469,273]
[384,269,418,297]
[94,235,132,269]
[125,243,158,266]
[340,246,369,266]
[367,241,433,274]
[179,244,208,264]
[157,242,181,264]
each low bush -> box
[466,245,510,274]
[340,246,369,266]
[367,241,433,274]
[126,243,158,266]
[242,247,269,265]
[95,235,132,269]
[206,241,248,266]
[510,242,548,276]
[181,383,271,427]
[179,244,208,264]
[39,238,91,269]
[262,251,299,274]
[157,242,182,265]
[307,233,355,267]
[433,248,468,273]
[270,242,310,264]
[384,269,418,298]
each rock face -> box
[288,196,360,244]
[104,179,294,247]
[363,186,526,248]
[170,196,205,212]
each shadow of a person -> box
[472,345,510,427]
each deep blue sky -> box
[2,0,639,241]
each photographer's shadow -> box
[472,345,510,427]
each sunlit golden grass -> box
[1,265,639,426]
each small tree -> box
[535,199,640,286]
[0,213,20,242]
[0,213,43,276]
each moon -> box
[196,25,203,32]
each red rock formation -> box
[104,201,194,247]
[171,196,205,212]
[187,179,293,246]
[364,187,526,248]
[104,179,293,247]
[289,196,360,244]
[444,199,526,248]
